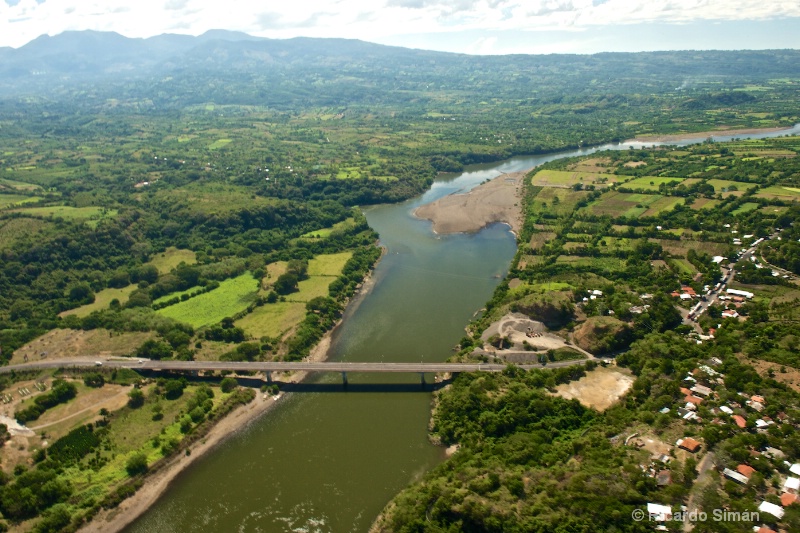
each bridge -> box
[0,357,588,386]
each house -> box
[685,395,704,406]
[732,415,747,428]
[758,501,784,519]
[756,527,777,533]
[691,385,713,397]
[737,464,756,479]
[719,406,733,415]
[676,438,701,453]
[784,477,800,494]
[747,401,765,413]
[656,470,672,486]
[751,395,765,404]
[726,288,754,299]
[721,310,739,319]
[647,503,672,521]
[680,293,692,301]
[781,493,799,507]
[723,468,749,484]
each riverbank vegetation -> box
[378,137,800,532]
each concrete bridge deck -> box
[0,357,588,376]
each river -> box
[126,124,799,533]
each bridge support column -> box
[341,372,348,387]
[265,371,272,384]
[420,372,426,390]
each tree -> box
[220,377,238,393]
[273,272,299,295]
[68,282,95,304]
[135,339,172,360]
[83,373,105,388]
[128,388,145,408]
[125,452,148,476]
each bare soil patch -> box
[12,329,153,364]
[740,355,800,393]
[414,170,525,235]
[553,366,634,411]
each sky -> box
[1,0,799,54]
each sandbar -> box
[414,170,526,235]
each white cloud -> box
[0,0,798,48]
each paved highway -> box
[0,356,589,376]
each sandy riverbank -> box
[81,251,385,532]
[628,126,790,143]
[413,170,526,235]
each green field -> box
[156,273,259,327]
[147,247,197,274]
[691,198,720,210]
[623,176,685,190]
[641,196,684,217]
[307,252,353,276]
[208,138,233,149]
[235,302,307,338]
[0,194,39,208]
[732,202,760,215]
[289,276,335,302]
[754,186,800,201]
[61,285,138,318]
[530,169,621,188]
[10,205,117,223]
[706,179,748,197]
[300,218,357,239]
[0,177,42,191]
[153,285,203,305]
[586,191,667,218]
[507,281,573,298]
[531,188,589,216]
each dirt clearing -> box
[553,366,634,411]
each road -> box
[681,230,782,326]
[0,356,589,376]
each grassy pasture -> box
[61,285,138,317]
[289,276,334,302]
[690,198,720,210]
[531,169,621,188]
[235,302,307,339]
[0,177,42,191]
[640,196,684,217]
[529,231,556,251]
[531,188,589,216]
[208,138,233,149]
[586,191,664,218]
[623,176,685,190]
[156,273,259,328]
[706,179,748,197]
[147,247,197,274]
[308,252,353,276]
[10,205,117,222]
[754,186,800,201]
[507,281,573,298]
[649,238,730,258]
[300,218,356,239]
[555,255,625,270]
[0,193,39,208]
[731,202,760,216]
[667,258,698,276]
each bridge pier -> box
[265,371,272,384]
[420,372,425,390]
[341,372,348,387]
